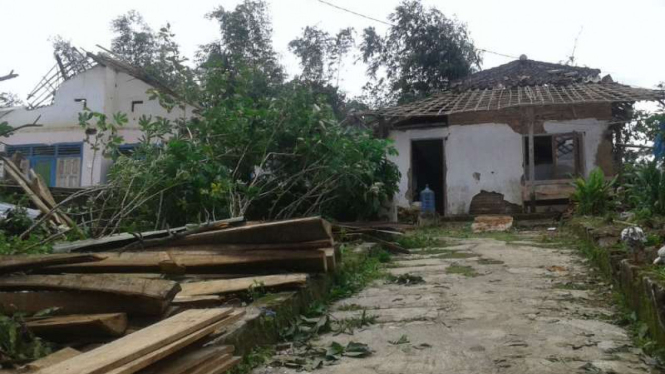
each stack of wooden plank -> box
[27,308,244,374]
[0,217,337,373]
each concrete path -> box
[255,233,657,374]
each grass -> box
[228,346,275,374]
[445,264,478,277]
[552,282,589,290]
[329,245,389,301]
[395,231,445,249]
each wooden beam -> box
[35,308,234,374]
[138,346,234,374]
[172,217,332,246]
[22,348,81,372]
[44,250,328,274]
[0,274,180,301]
[0,254,105,274]
[104,310,243,374]
[0,291,169,316]
[154,239,333,253]
[177,274,308,298]
[26,313,128,340]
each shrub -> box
[571,168,616,215]
[625,162,665,217]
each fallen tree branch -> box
[115,216,245,252]
[0,70,18,82]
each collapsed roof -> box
[372,56,665,120]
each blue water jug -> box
[421,185,435,213]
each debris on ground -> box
[0,216,340,373]
[471,215,513,233]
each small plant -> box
[389,335,410,345]
[247,280,268,301]
[0,313,52,366]
[571,168,616,216]
[396,232,441,249]
[445,264,478,277]
[333,310,377,335]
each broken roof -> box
[452,57,602,90]
[372,57,665,119]
[87,52,182,102]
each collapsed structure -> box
[370,56,665,216]
[0,52,195,188]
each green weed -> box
[445,264,478,277]
[385,273,425,285]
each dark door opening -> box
[411,139,445,214]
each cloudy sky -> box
[1,0,664,101]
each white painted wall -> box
[543,118,610,177]
[389,117,612,216]
[0,65,193,187]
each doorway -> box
[411,139,445,214]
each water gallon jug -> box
[421,185,435,213]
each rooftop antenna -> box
[566,26,584,66]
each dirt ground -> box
[254,231,660,374]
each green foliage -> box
[395,231,442,249]
[359,0,481,105]
[0,314,52,366]
[445,264,478,277]
[289,26,354,84]
[228,346,275,374]
[571,168,616,216]
[624,162,665,218]
[621,104,665,164]
[330,248,386,300]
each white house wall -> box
[389,118,612,216]
[0,65,192,187]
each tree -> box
[199,0,284,103]
[110,10,156,68]
[109,11,198,103]
[289,26,354,85]
[359,0,481,105]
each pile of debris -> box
[0,217,336,374]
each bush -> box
[77,74,400,236]
[571,168,616,215]
[625,161,665,218]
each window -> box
[524,133,582,181]
[6,143,82,187]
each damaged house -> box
[0,52,195,188]
[372,56,664,216]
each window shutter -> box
[56,158,81,188]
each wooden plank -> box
[44,250,328,274]
[104,310,244,374]
[322,248,336,272]
[52,217,246,253]
[35,308,233,374]
[1,156,56,223]
[0,291,170,316]
[0,274,180,300]
[154,239,333,253]
[138,346,233,374]
[177,274,308,297]
[171,295,225,308]
[209,356,241,374]
[173,217,332,246]
[26,313,128,339]
[0,254,105,274]
[22,347,81,372]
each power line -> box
[314,0,393,27]
[312,0,518,60]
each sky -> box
[1,0,664,102]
